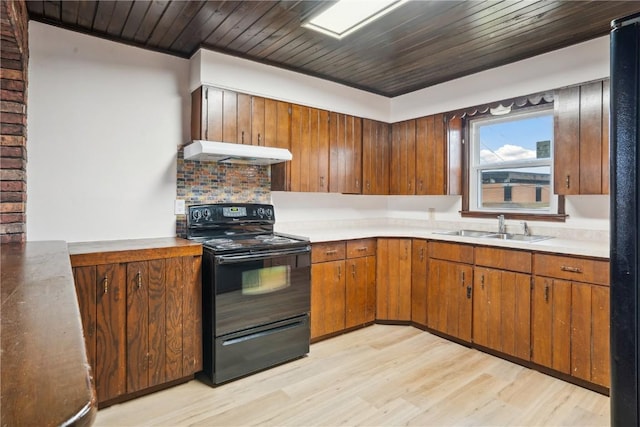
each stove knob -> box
[192,210,202,221]
[203,209,211,219]
[257,208,265,217]
[266,208,273,218]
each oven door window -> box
[242,265,290,295]
[214,251,310,336]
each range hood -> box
[183,140,292,165]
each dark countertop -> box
[68,237,202,266]
[1,241,96,427]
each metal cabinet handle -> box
[481,274,485,289]
[566,175,570,189]
[419,179,423,191]
[419,247,424,262]
[560,265,582,273]
[337,265,341,280]
[257,133,261,145]
[320,176,325,188]
[241,130,245,144]
[136,271,142,289]
[352,264,356,278]
[461,271,465,286]
[544,283,550,302]
[103,275,109,294]
[355,179,359,189]
[466,286,472,299]
[357,247,367,252]
[325,249,338,255]
[366,181,371,191]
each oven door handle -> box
[215,246,311,264]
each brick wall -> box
[1,0,28,243]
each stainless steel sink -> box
[433,229,553,243]
[432,229,498,238]
[481,233,553,242]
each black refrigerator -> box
[611,11,640,426]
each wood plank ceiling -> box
[26,1,640,97]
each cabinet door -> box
[311,260,346,339]
[191,86,239,143]
[427,259,472,342]
[454,263,473,342]
[126,261,151,393]
[501,271,531,361]
[571,282,610,387]
[181,255,203,375]
[73,266,98,373]
[472,267,501,349]
[362,119,390,195]
[330,113,362,194]
[473,268,530,359]
[268,100,291,191]
[411,239,428,326]
[390,120,416,195]
[554,86,580,194]
[591,284,610,387]
[446,115,463,195]
[165,257,184,381]
[376,238,412,321]
[345,256,375,328]
[415,114,446,195]
[290,105,330,192]
[95,263,126,402]
[237,93,252,144]
[554,80,609,195]
[532,277,571,374]
[251,96,265,146]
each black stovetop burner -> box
[185,203,309,253]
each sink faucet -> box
[521,221,530,236]
[497,215,506,234]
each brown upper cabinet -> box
[362,119,390,195]
[390,119,417,195]
[554,79,609,195]
[330,113,363,194]
[191,86,288,147]
[191,86,239,143]
[415,113,462,195]
[290,104,330,192]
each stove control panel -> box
[188,203,275,227]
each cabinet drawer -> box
[312,242,346,263]
[534,253,609,286]
[475,246,532,274]
[429,241,474,264]
[346,239,376,258]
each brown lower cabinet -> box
[411,239,429,326]
[311,238,609,391]
[311,239,376,340]
[473,247,532,360]
[426,242,473,342]
[376,238,412,321]
[532,253,610,388]
[69,239,202,406]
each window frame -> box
[460,102,566,222]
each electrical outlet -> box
[174,199,186,215]
[428,208,435,221]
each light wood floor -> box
[94,325,610,426]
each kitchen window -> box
[467,105,558,216]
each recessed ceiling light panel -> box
[303,0,407,39]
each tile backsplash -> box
[176,150,271,236]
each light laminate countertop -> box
[277,223,609,259]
